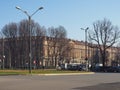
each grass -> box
[0,69,87,75]
[0,70,29,75]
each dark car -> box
[67,64,78,71]
[67,64,87,71]
[92,66,103,72]
[104,66,120,72]
[104,66,115,72]
[77,64,87,71]
[56,64,66,70]
[112,66,120,72]
[92,66,120,72]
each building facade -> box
[0,36,119,69]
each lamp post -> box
[81,27,89,70]
[16,6,43,73]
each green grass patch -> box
[0,70,29,75]
[0,69,87,75]
[32,69,86,74]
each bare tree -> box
[46,26,69,67]
[89,18,120,67]
[2,22,18,68]
[19,19,46,69]
[1,19,69,69]
[47,26,59,67]
[33,23,46,68]
[18,19,30,68]
[1,19,46,69]
[55,26,71,64]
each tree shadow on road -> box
[73,82,120,90]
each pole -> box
[85,29,87,61]
[29,16,32,73]
[16,6,43,74]
[85,28,88,71]
[81,27,89,71]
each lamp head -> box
[16,6,21,10]
[38,7,43,10]
[86,27,89,30]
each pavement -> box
[73,82,120,90]
[0,73,120,90]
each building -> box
[0,36,119,69]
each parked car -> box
[56,64,65,70]
[57,63,88,71]
[67,64,78,71]
[91,66,103,72]
[112,66,120,72]
[67,64,87,71]
[77,64,87,71]
[92,66,120,72]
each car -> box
[104,66,120,72]
[77,64,87,71]
[92,66,103,72]
[67,64,78,70]
[56,64,66,70]
[112,66,120,72]
[91,66,108,72]
[92,66,120,72]
[67,64,87,71]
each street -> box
[0,73,120,90]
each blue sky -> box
[0,0,120,41]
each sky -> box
[0,0,120,41]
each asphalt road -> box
[0,73,120,90]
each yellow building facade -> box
[43,37,119,67]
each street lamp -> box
[16,6,43,73]
[81,27,89,70]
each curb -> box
[37,72,95,76]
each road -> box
[0,73,120,90]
